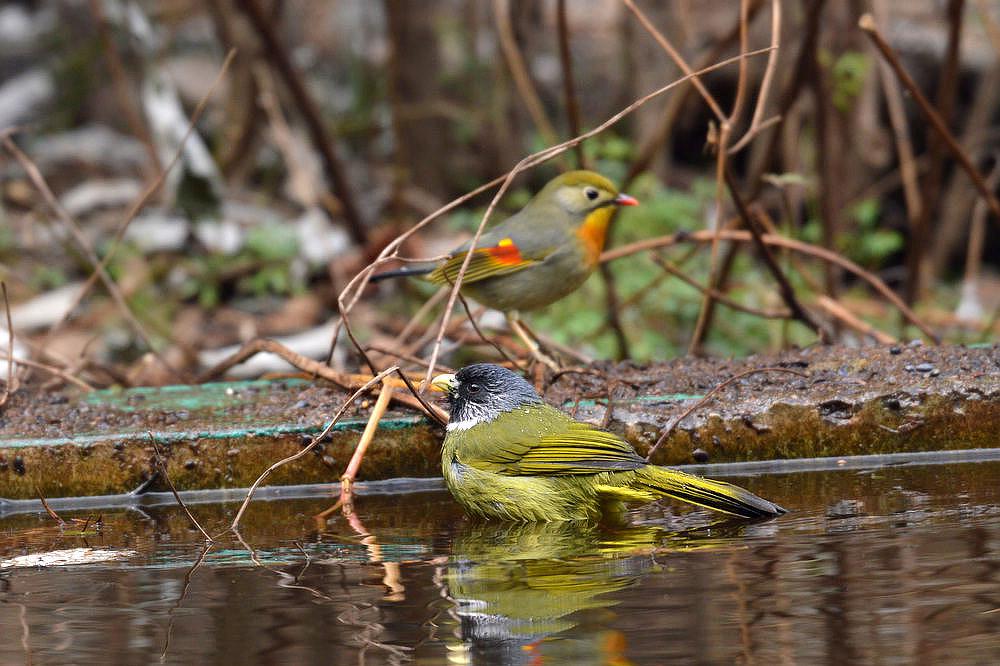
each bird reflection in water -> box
[437,518,747,665]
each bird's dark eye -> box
[584,187,599,201]
[467,383,481,395]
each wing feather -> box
[427,238,542,285]
[464,414,647,477]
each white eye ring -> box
[584,187,599,201]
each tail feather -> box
[636,466,786,519]
[369,266,434,283]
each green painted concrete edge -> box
[81,378,313,412]
[0,378,702,451]
[0,414,428,450]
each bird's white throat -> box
[445,416,484,432]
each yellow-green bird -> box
[431,363,787,522]
[373,171,637,366]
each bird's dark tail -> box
[635,465,786,519]
[369,266,434,283]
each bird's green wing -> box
[427,235,556,286]
[464,406,647,476]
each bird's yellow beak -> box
[429,373,457,393]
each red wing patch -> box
[427,237,537,286]
[484,237,524,266]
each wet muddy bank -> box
[0,343,996,499]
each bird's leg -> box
[507,312,559,371]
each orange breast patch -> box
[576,208,614,263]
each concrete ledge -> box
[0,344,996,500]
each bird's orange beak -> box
[614,193,639,206]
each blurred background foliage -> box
[0,0,997,385]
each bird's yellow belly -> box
[443,460,617,522]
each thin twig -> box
[392,368,447,427]
[148,433,214,542]
[35,484,66,526]
[0,283,14,408]
[814,296,896,344]
[650,255,791,319]
[689,120,734,354]
[39,50,238,349]
[598,263,631,360]
[227,367,397,532]
[729,0,782,154]
[625,1,764,186]
[622,0,727,122]
[646,367,807,461]
[724,168,825,337]
[456,291,524,370]
[690,0,757,353]
[602,229,938,342]
[492,0,560,147]
[2,137,181,378]
[0,352,93,391]
[161,542,214,662]
[728,0,753,129]
[860,13,1000,226]
[197,337,446,422]
[555,0,586,168]
[339,383,395,495]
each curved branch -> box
[602,229,939,342]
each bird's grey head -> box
[431,363,542,432]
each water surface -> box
[2,460,999,664]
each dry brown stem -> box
[235,0,368,243]
[815,296,896,345]
[724,169,825,338]
[603,229,937,342]
[0,352,93,392]
[0,283,14,408]
[148,433,214,542]
[860,13,1000,227]
[492,0,560,148]
[622,0,727,122]
[39,50,237,350]
[197,337,447,423]
[650,255,791,320]
[340,383,395,492]
[2,137,180,378]
[228,366,398,531]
